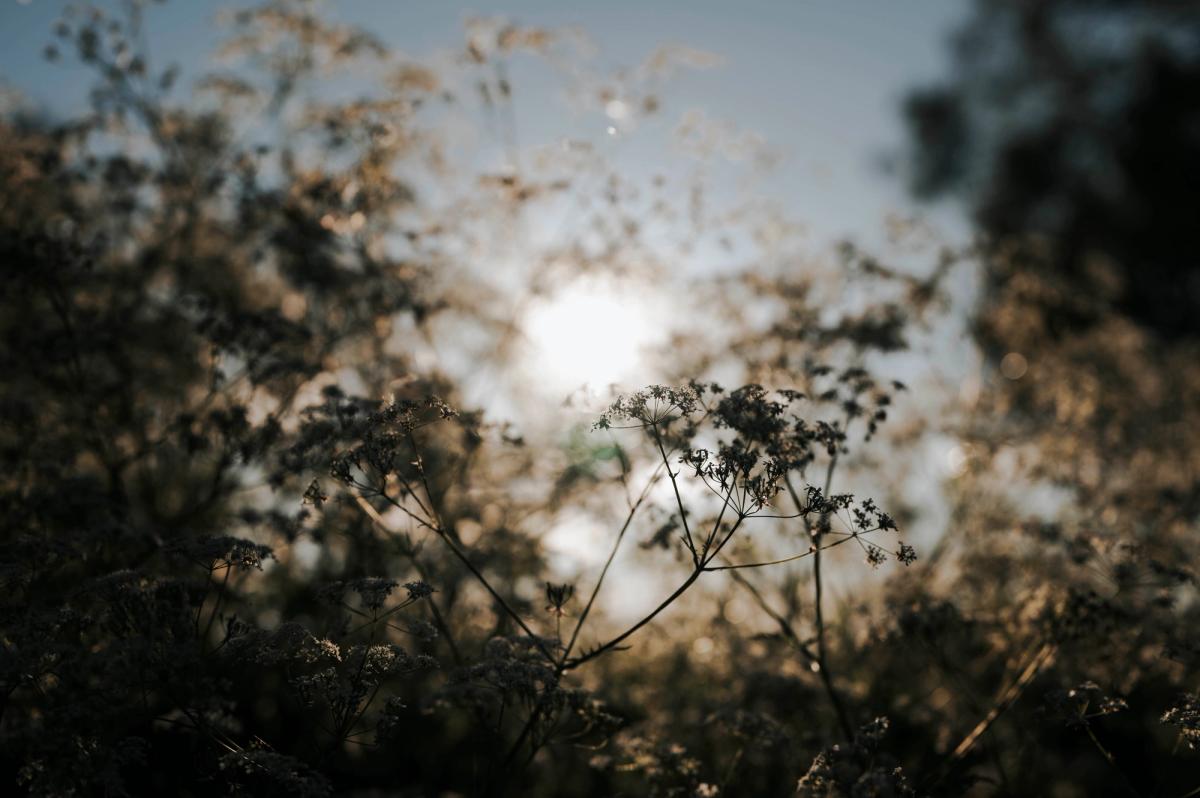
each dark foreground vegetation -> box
[1,1,1197,795]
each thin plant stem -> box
[726,568,819,666]
[563,566,705,670]
[701,532,864,572]
[201,564,233,646]
[359,491,556,665]
[785,461,854,742]
[561,460,665,664]
[652,425,699,564]
[1082,722,1142,798]
[565,515,745,671]
[940,640,1057,779]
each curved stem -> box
[563,514,746,671]
[652,426,698,564]
[563,567,704,671]
[362,491,556,665]
[726,568,819,666]
[702,535,829,571]
[562,461,664,664]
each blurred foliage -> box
[0,1,1197,796]
[905,0,1200,339]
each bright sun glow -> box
[523,277,664,394]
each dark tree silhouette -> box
[906,0,1200,339]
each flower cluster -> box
[319,577,434,612]
[225,622,343,667]
[682,443,788,516]
[174,535,275,571]
[590,734,709,798]
[711,383,843,469]
[1162,693,1200,749]
[593,384,701,430]
[217,748,333,798]
[796,717,915,798]
[451,636,560,704]
[320,396,461,488]
[1042,681,1129,728]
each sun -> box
[522,276,665,395]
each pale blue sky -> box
[1,0,968,244]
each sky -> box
[1,0,969,246]
[0,0,978,610]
